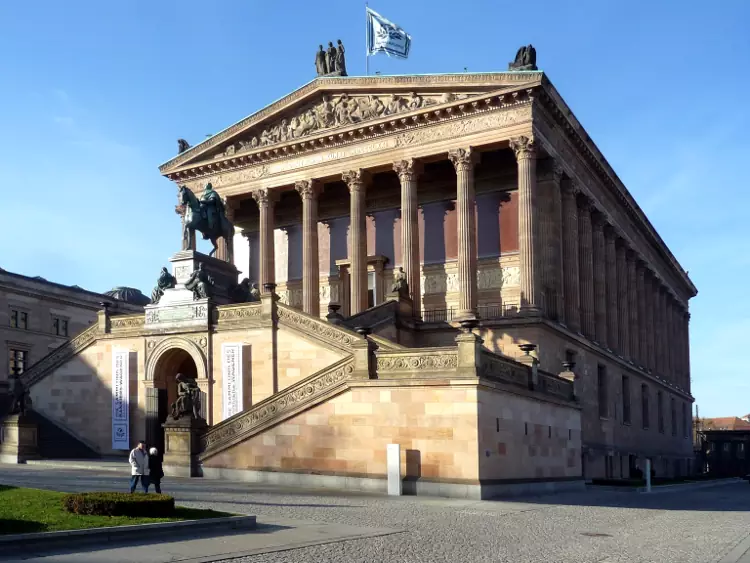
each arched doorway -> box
[146,347,200,456]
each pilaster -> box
[342,169,369,315]
[560,179,580,332]
[448,147,480,320]
[604,225,619,353]
[509,136,540,315]
[576,194,595,339]
[591,210,608,346]
[295,179,322,317]
[636,260,647,369]
[616,239,630,360]
[252,188,278,293]
[394,158,422,316]
[627,250,639,363]
[645,270,656,372]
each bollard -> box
[387,444,402,496]
[645,459,652,493]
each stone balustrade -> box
[375,348,459,376]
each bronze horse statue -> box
[179,185,234,263]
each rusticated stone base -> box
[0,414,39,464]
[163,416,207,478]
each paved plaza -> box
[2,465,750,562]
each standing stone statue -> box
[151,267,177,304]
[336,40,346,76]
[326,42,337,73]
[170,373,202,421]
[177,139,191,154]
[184,263,214,300]
[229,278,252,303]
[8,373,29,417]
[392,267,409,297]
[508,44,538,71]
[315,44,328,75]
[249,283,261,302]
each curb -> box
[0,514,256,553]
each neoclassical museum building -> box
[14,63,696,497]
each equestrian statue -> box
[178,183,234,263]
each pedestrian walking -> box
[128,440,150,493]
[148,447,164,494]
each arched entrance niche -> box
[144,337,208,454]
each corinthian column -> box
[637,261,647,368]
[645,270,656,372]
[561,179,580,332]
[295,179,322,317]
[627,251,639,363]
[577,195,595,339]
[666,295,674,381]
[342,169,368,315]
[591,210,607,346]
[616,240,630,359]
[604,225,619,352]
[509,136,540,315]
[252,188,277,293]
[394,159,422,314]
[684,311,692,390]
[655,285,665,374]
[448,148,480,320]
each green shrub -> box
[62,492,175,517]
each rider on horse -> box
[199,183,224,239]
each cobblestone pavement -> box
[1,465,749,563]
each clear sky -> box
[0,1,747,417]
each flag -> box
[366,7,411,59]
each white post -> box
[645,459,652,493]
[386,443,402,496]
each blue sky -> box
[0,1,747,417]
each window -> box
[52,317,68,337]
[622,375,631,424]
[10,309,28,330]
[8,348,28,375]
[642,384,650,429]
[598,365,608,418]
[671,397,677,436]
[657,391,664,433]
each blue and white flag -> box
[366,8,411,59]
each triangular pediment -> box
[160,72,543,175]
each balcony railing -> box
[422,303,520,323]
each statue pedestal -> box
[0,414,39,464]
[162,416,207,478]
[387,291,414,319]
[164,250,240,306]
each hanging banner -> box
[111,349,130,450]
[222,343,243,419]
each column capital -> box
[590,209,606,231]
[540,158,564,183]
[342,169,369,191]
[561,177,580,197]
[603,223,618,240]
[252,188,278,207]
[294,179,322,200]
[575,191,592,211]
[393,158,423,182]
[448,147,479,172]
[509,136,537,160]
[625,248,637,262]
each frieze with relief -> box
[422,265,520,295]
[213,92,477,159]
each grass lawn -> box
[0,485,232,536]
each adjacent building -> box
[1,268,146,382]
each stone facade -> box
[0,268,142,385]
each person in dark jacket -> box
[148,447,165,494]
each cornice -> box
[160,72,543,176]
[535,77,696,299]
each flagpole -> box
[365,2,369,76]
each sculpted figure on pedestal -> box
[177,139,191,154]
[509,44,538,71]
[326,42,337,73]
[185,263,214,300]
[392,267,409,297]
[151,267,177,304]
[336,40,346,75]
[315,44,327,75]
[170,373,202,421]
[178,184,235,262]
[8,373,30,417]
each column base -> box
[0,414,39,464]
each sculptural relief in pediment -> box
[213,91,480,159]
